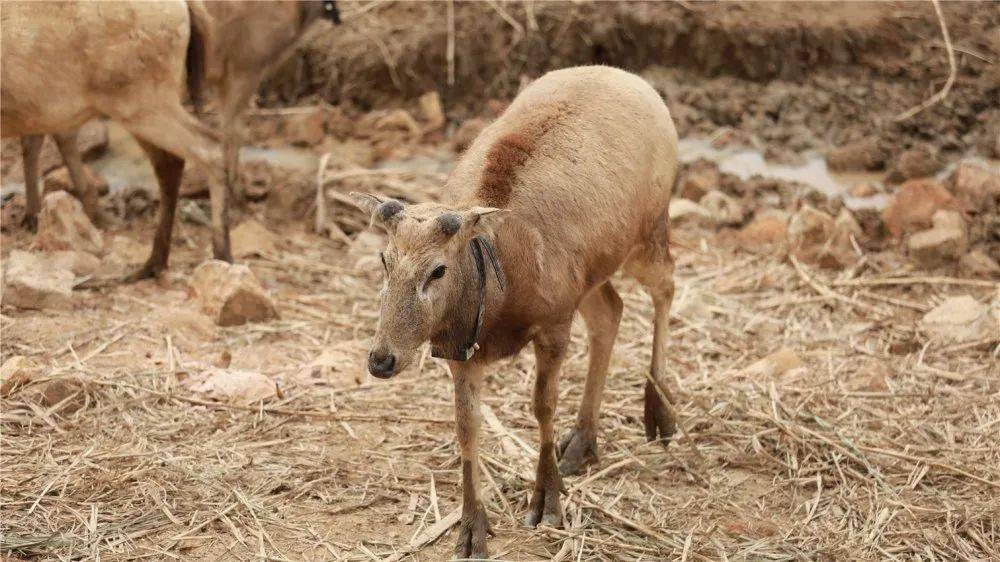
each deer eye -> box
[429,265,447,280]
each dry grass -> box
[2,172,997,560]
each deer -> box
[349,65,680,559]
[17,132,99,231]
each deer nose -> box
[368,350,397,378]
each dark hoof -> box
[122,262,164,284]
[455,503,492,560]
[524,469,563,529]
[21,214,38,232]
[644,381,676,446]
[557,427,599,476]
[213,248,235,264]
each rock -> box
[734,210,788,253]
[677,160,721,200]
[35,191,104,255]
[241,160,273,201]
[451,118,488,152]
[418,91,446,131]
[887,145,943,183]
[788,206,859,269]
[949,163,1000,212]
[46,250,101,277]
[1,356,34,397]
[153,308,218,343]
[881,179,959,239]
[826,138,886,172]
[668,198,713,225]
[959,250,1000,279]
[700,190,743,226]
[285,108,327,147]
[41,378,86,414]
[907,210,968,267]
[231,219,279,258]
[42,165,109,197]
[2,250,74,310]
[375,109,421,136]
[920,295,993,343]
[183,367,278,405]
[848,183,878,198]
[743,347,803,378]
[845,359,892,392]
[105,235,149,267]
[189,260,278,327]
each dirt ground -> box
[2,2,999,561]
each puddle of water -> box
[677,138,890,210]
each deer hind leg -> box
[20,135,44,231]
[558,281,623,476]
[450,362,493,560]
[626,215,678,446]
[122,141,185,283]
[219,73,258,206]
[526,322,570,528]
[113,100,230,267]
[52,130,99,223]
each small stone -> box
[375,109,421,135]
[959,250,1000,279]
[788,206,859,269]
[35,191,103,255]
[848,183,878,198]
[734,210,788,253]
[285,108,327,147]
[182,367,278,405]
[231,219,279,258]
[189,260,278,327]
[700,190,743,226]
[887,144,943,183]
[668,198,713,225]
[418,91,446,131]
[42,165,109,197]
[908,227,967,267]
[677,160,721,201]
[1,356,34,397]
[949,163,1000,212]
[451,118,488,152]
[105,235,149,267]
[826,138,886,172]
[744,347,803,378]
[2,250,74,310]
[920,295,993,343]
[881,179,960,238]
[46,250,101,277]
[41,379,86,414]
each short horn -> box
[376,199,405,223]
[437,212,461,236]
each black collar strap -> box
[432,236,506,362]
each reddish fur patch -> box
[479,133,535,207]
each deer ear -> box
[463,207,509,234]
[348,192,384,217]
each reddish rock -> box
[285,108,327,147]
[887,145,943,183]
[735,211,789,253]
[881,180,960,239]
[788,206,859,269]
[418,91,446,131]
[189,260,278,327]
[2,251,75,310]
[35,191,104,255]
[677,160,721,201]
[826,137,886,172]
[907,210,968,267]
[451,118,488,153]
[948,163,1000,212]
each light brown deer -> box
[350,65,680,559]
[1,0,222,280]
